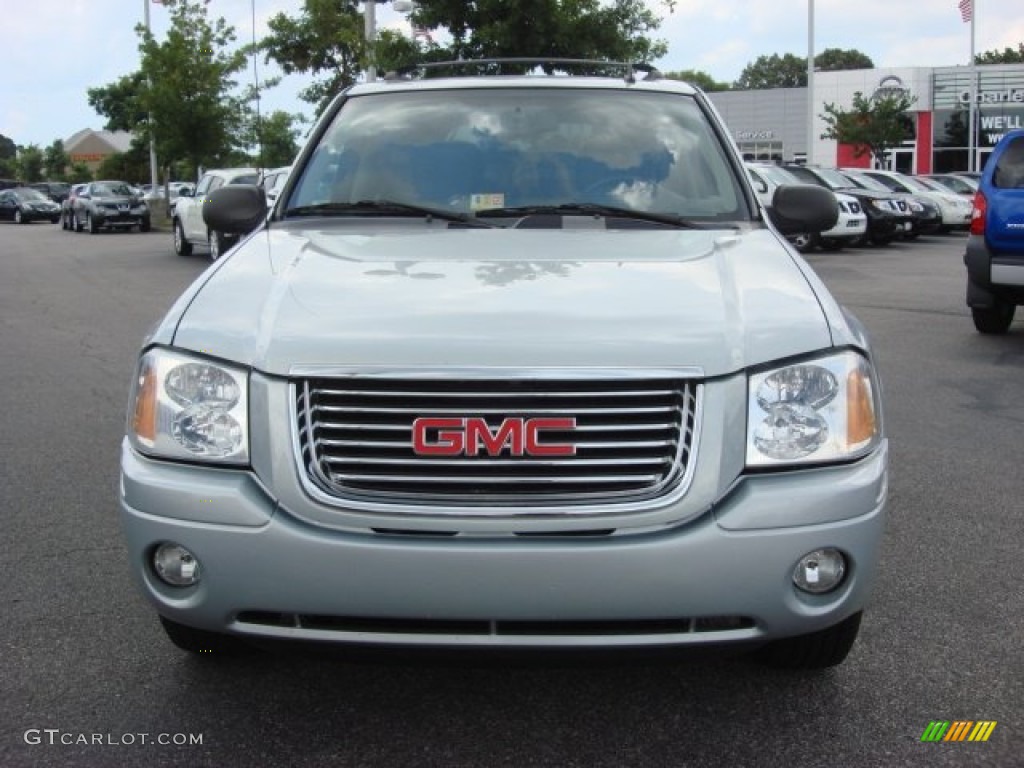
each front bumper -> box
[120,439,888,650]
[94,210,149,228]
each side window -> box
[993,138,1024,189]
[208,177,225,193]
[195,174,214,196]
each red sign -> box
[412,417,577,457]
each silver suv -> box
[121,61,887,669]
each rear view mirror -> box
[203,184,267,235]
[768,185,838,235]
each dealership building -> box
[708,61,1024,173]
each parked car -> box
[921,173,978,197]
[747,163,866,251]
[0,178,20,191]
[171,167,259,260]
[855,169,972,232]
[30,181,71,204]
[964,128,1024,333]
[60,184,88,230]
[122,60,887,669]
[782,164,912,245]
[70,180,151,233]
[0,187,61,223]
[259,166,292,210]
[838,169,941,239]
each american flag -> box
[958,0,972,23]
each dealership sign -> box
[958,88,1024,104]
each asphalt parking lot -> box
[0,221,1020,767]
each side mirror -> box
[203,184,267,235]
[767,184,838,235]
[178,188,193,198]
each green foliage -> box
[815,48,874,71]
[0,157,16,178]
[734,48,874,90]
[735,53,807,89]
[975,42,1024,65]
[16,145,44,183]
[662,69,731,92]
[0,133,16,161]
[411,0,670,66]
[135,0,249,174]
[96,140,151,183]
[87,72,148,133]
[260,0,367,116]
[260,0,673,114]
[43,140,70,181]
[820,90,917,166]
[253,110,303,168]
[67,162,93,184]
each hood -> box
[171,222,834,378]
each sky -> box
[2,0,1022,150]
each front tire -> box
[754,611,863,670]
[972,302,1016,334]
[73,212,83,232]
[87,212,99,234]
[159,616,248,656]
[14,209,25,224]
[173,219,192,256]
[788,233,816,253]
[209,231,227,261]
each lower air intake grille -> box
[295,376,699,506]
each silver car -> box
[121,60,887,669]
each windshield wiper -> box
[283,200,495,228]
[479,203,723,229]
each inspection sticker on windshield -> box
[470,193,505,211]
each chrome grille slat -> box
[296,376,699,507]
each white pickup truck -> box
[171,167,259,260]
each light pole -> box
[143,0,158,191]
[806,0,815,165]
[364,1,377,82]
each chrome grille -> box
[295,376,699,506]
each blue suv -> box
[965,129,1024,334]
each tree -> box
[90,0,249,182]
[261,0,672,115]
[735,48,874,90]
[815,48,874,71]
[96,140,151,183]
[16,145,44,182]
[410,0,669,67]
[0,157,16,179]
[87,72,148,133]
[819,90,917,167]
[253,110,303,168]
[259,0,371,116]
[67,163,93,184]
[975,42,1024,65]
[0,133,16,161]
[43,140,70,180]
[663,69,731,92]
[735,53,807,89]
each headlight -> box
[871,200,890,211]
[128,348,248,464]
[747,350,879,467]
[908,200,923,212]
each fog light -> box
[153,543,201,587]
[792,548,846,594]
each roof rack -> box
[383,58,661,84]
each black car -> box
[838,169,941,239]
[70,180,151,233]
[30,181,72,204]
[0,187,61,223]
[782,165,913,246]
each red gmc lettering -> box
[412,417,577,457]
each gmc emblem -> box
[412,417,577,457]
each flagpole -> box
[968,0,977,172]
[144,0,158,190]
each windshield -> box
[842,172,891,193]
[93,182,134,197]
[16,189,48,201]
[754,165,803,187]
[287,88,749,222]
